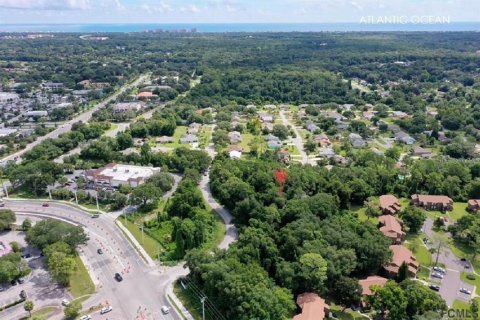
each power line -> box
[185,280,224,320]
[185,279,227,320]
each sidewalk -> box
[115,220,157,268]
[166,282,194,320]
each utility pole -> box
[74,189,78,205]
[201,297,206,320]
[95,192,100,211]
[47,186,52,200]
[141,224,144,245]
[3,183,8,198]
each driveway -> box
[423,218,475,306]
[279,110,310,165]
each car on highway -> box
[42,203,49,207]
[19,290,27,299]
[114,273,123,282]
[97,248,103,254]
[428,284,440,291]
[433,266,445,273]
[431,272,444,279]
[61,299,70,306]
[161,306,170,314]
[79,315,91,320]
[460,288,472,295]
[101,306,113,314]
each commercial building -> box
[86,163,160,188]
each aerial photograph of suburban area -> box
[0,0,480,320]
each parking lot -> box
[0,227,69,314]
[429,266,474,304]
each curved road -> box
[2,200,181,320]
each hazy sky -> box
[0,0,479,24]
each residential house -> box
[467,199,480,213]
[267,140,282,149]
[0,92,20,103]
[277,150,291,164]
[26,110,48,117]
[293,293,330,320]
[137,91,157,99]
[363,111,376,120]
[229,145,243,153]
[180,134,198,144]
[0,128,18,138]
[379,195,401,215]
[42,82,64,90]
[384,245,419,278]
[314,134,331,147]
[156,136,174,144]
[358,276,388,308]
[411,194,453,212]
[228,131,242,144]
[264,104,277,110]
[322,111,343,122]
[188,123,202,135]
[349,133,366,148]
[306,122,320,133]
[259,112,274,123]
[388,124,401,134]
[229,150,242,160]
[333,155,348,165]
[392,111,409,119]
[411,146,432,158]
[319,147,336,158]
[378,215,406,244]
[395,131,416,145]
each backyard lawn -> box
[405,233,432,266]
[161,126,187,149]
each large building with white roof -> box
[85,163,160,188]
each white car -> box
[101,306,113,314]
[460,288,472,295]
[61,299,70,306]
[79,315,91,320]
[433,266,446,273]
[161,306,170,314]
[432,272,444,279]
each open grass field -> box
[69,256,95,298]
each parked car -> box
[101,306,113,314]
[61,299,70,306]
[114,273,123,282]
[19,290,27,299]
[91,214,99,218]
[10,279,17,286]
[433,266,446,273]
[432,272,444,279]
[460,288,472,295]
[42,203,49,207]
[79,315,91,320]
[428,284,440,291]
[17,278,25,284]
[461,258,467,261]
[97,248,103,254]
[161,306,170,314]
[21,253,31,258]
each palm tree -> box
[24,300,34,318]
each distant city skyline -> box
[0,0,479,24]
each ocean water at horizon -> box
[1,22,480,33]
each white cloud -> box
[0,0,90,10]
[180,4,201,13]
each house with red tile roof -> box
[358,276,388,308]
[411,194,453,212]
[378,215,406,244]
[293,293,330,320]
[384,245,419,278]
[379,195,401,215]
[137,91,157,99]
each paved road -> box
[279,110,310,165]
[199,171,238,249]
[1,200,180,320]
[423,218,475,306]
[0,74,149,165]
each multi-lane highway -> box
[2,200,184,320]
[0,74,149,165]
